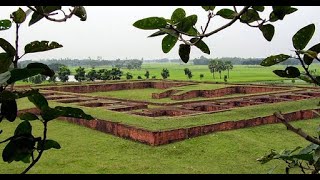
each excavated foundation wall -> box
[170,86,287,100]
[42,81,190,93]
[18,107,320,146]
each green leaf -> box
[1,100,17,122]
[0,90,18,101]
[260,54,291,66]
[179,44,191,63]
[202,6,215,11]
[272,6,294,20]
[0,38,16,57]
[27,62,55,77]
[240,9,261,23]
[37,140,61,150]
[269,12,278,22]
[259,24,275,42]
[162,35,178,53]
[19,112,39,121]
[0,71,11,85]
[40,107,63,121]
[7,68,43,84]
[14,121,32,136]
[148,30,166,38]
[176,15,198,33]
[24,40,63,54]
[133,17,167,30]
[303,43,320,65]
[2,136,35,163]
[159,28,179,38]
[0,53,13,74]
[285,66,300,78]
[216,9,235,19]
[273,70,288,78]
[298,143,319,155]
[74,6,87,21]
[27,91,49,111]
[190,38,210,54]
[252,6,265,12]
[55,106,94,120]
[0,19,12,31]
[171,8,186,24]
[186,27,198,36]
[29,6,61,26]
[2,141,16,162]
[298,74,314,84]
[292,24,315,50]
[11,8,26,24]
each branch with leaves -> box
[0,6,92,174]
[133,6,297,63]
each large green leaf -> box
[202,6,215,11]
[216,9,235,19]
[292,24,315,50]
[0,38,16,57]
[1,100,17,122]
[55,106,94,120]
[148,30,166,38]
[0,53,13,74]
[186,27,198,36]
[19,112,39,121]
[179,44,191,63]
[0,90,18,101]
[24,41,63,54]
[171,8,186,24]
[2,136,34,163]
[303,43,320,65]
[272,6,297,20]
[29,6,61,26]
[27,91,49,111]
[240,9,261,23]
[260,54,291,66]
[252,6,264,12]
[159,28,179,38]
[259,24,275,42]
[133,17,167,30]
[40,107,63,121]
[190,38,210,54]
[0,19,11,31]
[14,121,32,136]
[37,140,61,150]
[26,62,54,77]
[74,6,87,21]
[285,66,300,78]
[162,35,178,53]
[176,15,198,33]
[0,71,11,85]
[12,8,26,24]
[7,68,44,84]
[273,70,288,78]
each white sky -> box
[0,6,319,60]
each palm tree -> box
[225,61,233,78]
[216,60,226,79]
[208,59,218,79]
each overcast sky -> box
[0,6,319,61]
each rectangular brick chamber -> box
[19,107,320,146]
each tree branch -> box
[21,121,48,174]
[27,6,78,23]
[296,52,320,85]
[274,112,320,145]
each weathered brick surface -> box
[18,107,320,146]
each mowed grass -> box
[15,97,320,131]
[88,83,228,102]
[0,116,318,174]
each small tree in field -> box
[200,74,204,80]
[87,67,97,81]
[161,68,170,79]
[58,65,71,82]
[144,70,150,79]
[225,61,233,78]
[126,72,133,80]
[75,66,86,82]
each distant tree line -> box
[18,58,143,69]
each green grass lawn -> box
[0,116,318,174]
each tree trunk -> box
[219,71,221,79]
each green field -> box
[3,63,320,174]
